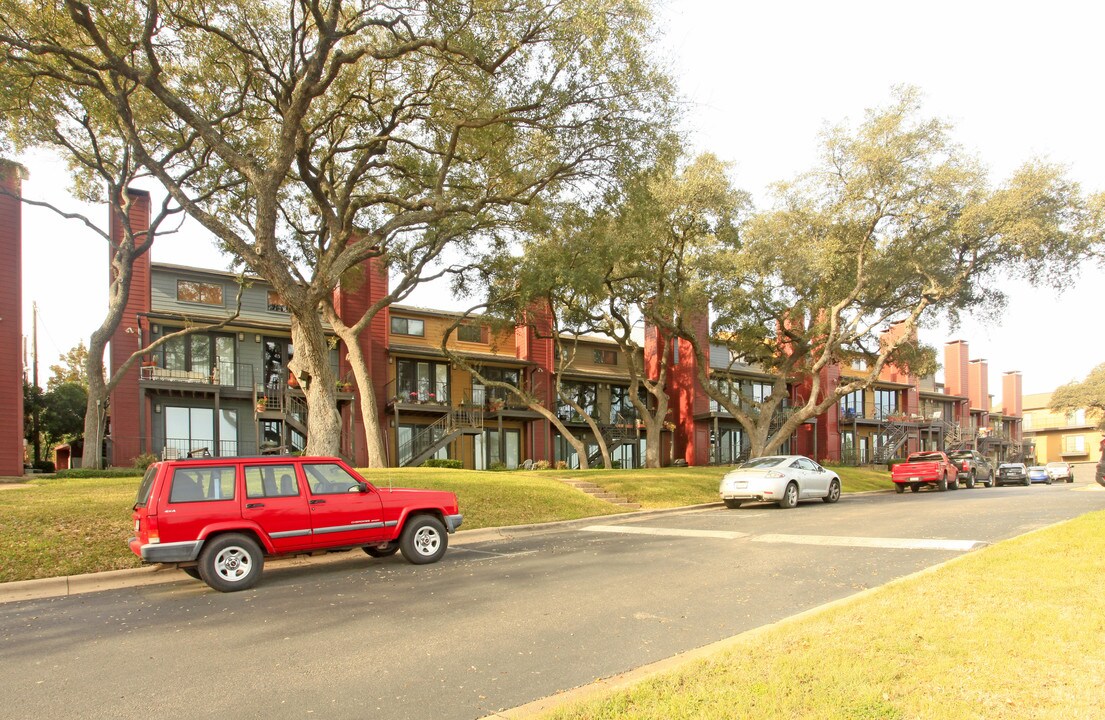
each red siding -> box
[0,164,24,475]
[333,254,390,466]
[516,299,554,462]
[107,191,151,466]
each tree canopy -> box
[1050,364,1105,431]
[1,0,675,456]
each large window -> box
[609,385,644,423]
[176,279,223,306]
[398,423,449,466]
[1063,435,1086,453]
[478,429,520,469]
[267,291,288,313]
[396,359,450,403]
[160,333,236,385]
[557,381,597,422]
[391,316,425,337]
[716,428,745,464]
[839,390,864,420]
[472,366,519,406]
[874,389,898,419]
[165,407,238,457]
[593,349,617,365]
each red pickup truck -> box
[891,451,960,493]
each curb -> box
[0,503,723,604]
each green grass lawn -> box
[0,462,890,583]
[541,510,1105,720]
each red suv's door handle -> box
[245,503,264,509]
[309,499,325,505]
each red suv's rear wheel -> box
[198,533,264,592]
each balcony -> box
[140,361,255,392]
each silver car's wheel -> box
[822,479,841,504]
[778,482,799,509]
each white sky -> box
[15,0,1105,399]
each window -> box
[169,466,235,503]
[303,463,363,494]
[177,279,223,306]
[593,349,617,365]
[245,464,300,498]
[1063,435,1086,453]
[457,324,484,343]
[396,359,450,403]
[609,385,644,422]
[1022,414,1033,430]
[557,381,597,421]
[391,316,425,337]
[481,429,521,469]
[851,358,867,371]
[263,338,293,390]
[472,366,519,406]
[839,390,864,419]
[158,332,236,385]
[267,291,288,313]
[1065,409,1086,426]
[165,407,238,457]
[874,389,898,419]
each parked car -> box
[1045,462,1074,483]
[946,450,995,488]
[890,451,960,493]
[996,463,1029,487]
[129,455,462,592]
[719,455,841,509]
[1027,466,1052,484]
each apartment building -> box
[0,181,1028,471]
[1021,392,1103,466]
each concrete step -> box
[557,477,637,508]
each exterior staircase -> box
[557,478,640,509]
[585,414,634,467]
[873,418,910,464]
[400,408,484,467]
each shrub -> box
[132,453,159,471]
[422,458,463,469]
[488,461,508,471]
[555,461,568,470]
[532,460,551,470]
[54,467,145,479]
[32,460,56,474]
[611,460,622,469]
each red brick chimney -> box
[333,254,390,466]
[1002,371,1023,417]
[107,190,152,466]
[0,162,25,476]
[968,358,989,411]
[943,340,969,397]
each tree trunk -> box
[289,313,342,457]
[746,423,770,460]
[81,336,109,470]
[336,326,388,468]
[643,419,663,468]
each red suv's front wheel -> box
[399,515,448,564]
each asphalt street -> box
[2,470,1103,720]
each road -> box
[2,471,1103,720]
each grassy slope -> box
[544,510,1105,720]
[0,463,891,583]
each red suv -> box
[129,456,462,592]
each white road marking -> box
[753,534,982,551]
[583,525,749,540]
[1074,484,1105,492]
[453,548,539,561]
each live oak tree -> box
[676,89,1101,458]
[1050,363,1105,431]
[1,0,672,459]
[479,148,744,468]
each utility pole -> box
[32,301,41,465]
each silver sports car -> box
[719,455,842,509]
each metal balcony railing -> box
[141,361,255,391]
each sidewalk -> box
[0,503,722,604]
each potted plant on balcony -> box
[488,398,504,412]
[256,396,268,413]
[287,370,299,388]
[336,380,353,393]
